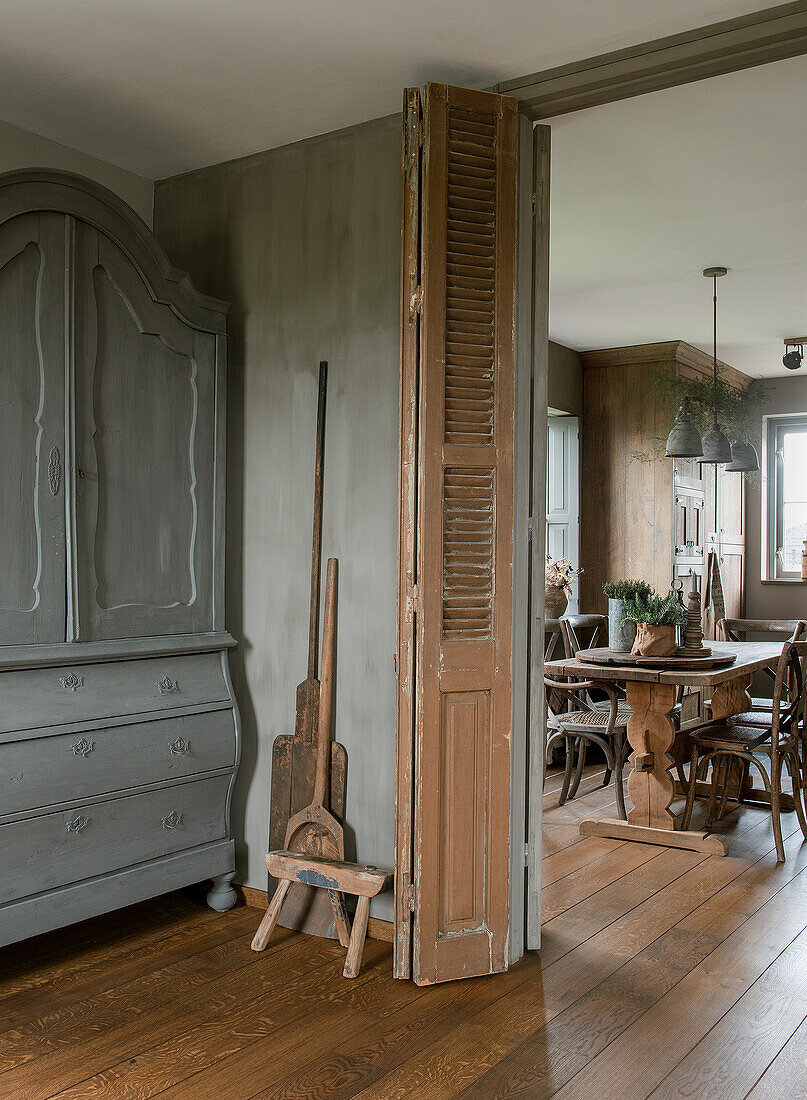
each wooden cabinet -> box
[0,171,238,948]
[580,342,748,620]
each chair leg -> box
[772,754,786,863]
[785,751,807,840]
[706,756,724,827]
[251,879,292,952]
[558,737,575,806]
[568,738,588,800]
[343,895,371,979]
[680,746,700,830]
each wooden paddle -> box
[283,558,351,946]
[269,361,347,937]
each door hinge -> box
[407,881,416,912]
[524,842,530,869]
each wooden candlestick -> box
[679,572,710,657]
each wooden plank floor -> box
[4,767,807,1099]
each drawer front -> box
[1,709,236,816]
[0,653,229,735]
[0,774,230,904]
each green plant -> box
[630,367,769,467]
[602,579,653,602]
[622,587,687,627]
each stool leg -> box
[343,895,371,979]
[251,879,291,952]
[328,889,352,948]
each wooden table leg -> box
[710,673,752,721]
[251,879,292,952]
[579,679,728,855]
[343,895,371,979]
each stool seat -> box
[266,851,393,898]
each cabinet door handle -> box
[66,815,90,834]
[60,674,84,691]
[161,810,183,830]
[70,737,95,757]
[169,737,191,756]
[157,676,179,695]
[48,446,61,495]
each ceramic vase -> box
[545,584,568,620]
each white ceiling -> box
[548,55,807,379]
[0,0,785,179]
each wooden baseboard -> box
[235,883,394,943]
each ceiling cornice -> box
[496,1,807,118]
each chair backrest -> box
[718,618,804,642]
[770,639,807,746]
[560,614,607,658]
[545,619,563,662]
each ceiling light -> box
[724,440,759,473]
[665,400,703,458]
[783,341,804,371]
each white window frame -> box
[764,413,807,579]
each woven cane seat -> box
[690,721,772,752]
[553,707,632,731]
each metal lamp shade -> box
[724,440,759,473]
[665,405,703,458]
[700,418,733,464]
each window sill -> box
[761,578,807,585]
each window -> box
[766,415,807,579]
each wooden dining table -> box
[545,640,784,856]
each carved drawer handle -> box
[70,737,95,757]
[161,810,183,830]
[60,674,84,691]
[66,815,90,834]
[48,446,61,495]
[157,676,179,695]
[169,737,191,756]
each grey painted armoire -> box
[0,171,239,947]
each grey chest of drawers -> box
[0,170,239,947]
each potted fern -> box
[622,587,687,657]
[602,579,652,652]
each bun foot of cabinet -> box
[207,872,237,912]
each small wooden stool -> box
[251,850,393,978]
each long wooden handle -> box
[313,558,337,808]
[307,361,328,681]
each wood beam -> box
[496,2,807,119]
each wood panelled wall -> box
[580,342,749,617]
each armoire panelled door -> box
[396,82,519,984]
[0,212,67,644]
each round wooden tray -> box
[576,647,738,670]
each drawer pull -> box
[169,737,191,756]
[157,676,180,695]
[60,674,84,691]
[71,737,95,758]
[66,815,90,834]
[161,810,183,830]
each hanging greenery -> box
[631,366,769,465]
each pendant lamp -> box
[724,439,760,473]
[699,267,733,465]
[665,399,703,458]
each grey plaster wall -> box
[745,374,807,621]
[548,340,582,415]
[0,119,153,225]
[154,115,401,917]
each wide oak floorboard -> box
[3,762,807,1099]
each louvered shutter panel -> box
[397,82,517,985]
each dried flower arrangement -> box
[545,556,583,596]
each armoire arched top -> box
[0,168,228,334]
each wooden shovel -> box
[282,558,351,946]
[269,361,347,936]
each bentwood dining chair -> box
[681,639,807,861]
[717,619,807,719]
